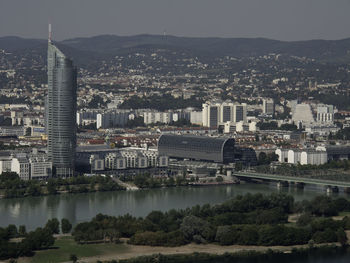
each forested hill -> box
[1,35,350,63]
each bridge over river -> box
[233,171,350,190]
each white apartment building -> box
[77,110,99,126]
[97,110,130,129]
[104,148,169,170]
[275,148,327,165]
[105,153,126,170]
[29,156,52,180]
[0,156,12,174]
[121,151,148,168]
[190,111,202,125]
[317,104,334,124]
[11,157,30,180]
[202,101,247,128]
[143,111,173,125]
[1,154,52,180]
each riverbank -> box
[16,235,346,263]
[0,174,126,199]
[5,192,350,262]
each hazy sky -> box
[1,0,349,41]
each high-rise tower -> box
[47,27,77,177]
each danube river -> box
[0,183,345,230]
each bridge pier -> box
[277,181,289,188]
[233,172,350,191]
[296,182,305,189]
[325,186,339,194]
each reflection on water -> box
[0,183,348,230]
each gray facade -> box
[158,134,235,163]
[222,106,231,122]
[47,41,77,177]
[235,105,244,122]
[209,106,218,128]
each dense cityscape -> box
[0,35,350,186]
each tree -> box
[70,254,78,263]
[258,152,269,165]
[26,184,41,196]
[216,176,223,183]
[47,179,57,195]
[18,225,26,237]
[7,225,18,238]
[45,218,60,234]
[61,218,72,234]
[296,213,313,227]
[180,215,214,242]
[336,228,347,246]
[21,227,55,251]
[215,225,239,245]
[235,163,243,172]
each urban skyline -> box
[1,1,350,259]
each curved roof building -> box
[47,41,77,177]
[158,134,235,163]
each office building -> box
[317,104,334,124]
[47,38,77,177]
[262,99,275,117]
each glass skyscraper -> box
[47,40,77,177]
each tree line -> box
[119,94,203,111]
[120,173,188,189]
[72,193,349,247]
[0,172,125,199]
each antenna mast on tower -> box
[48,23,52,42]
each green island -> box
[0,172,191,199]
[1,193,350,262]
[0,172,125,199]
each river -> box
[0,182,345,230]
[2,182,350,262]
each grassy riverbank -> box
[17,235,346,263]
[18,236,129,263]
